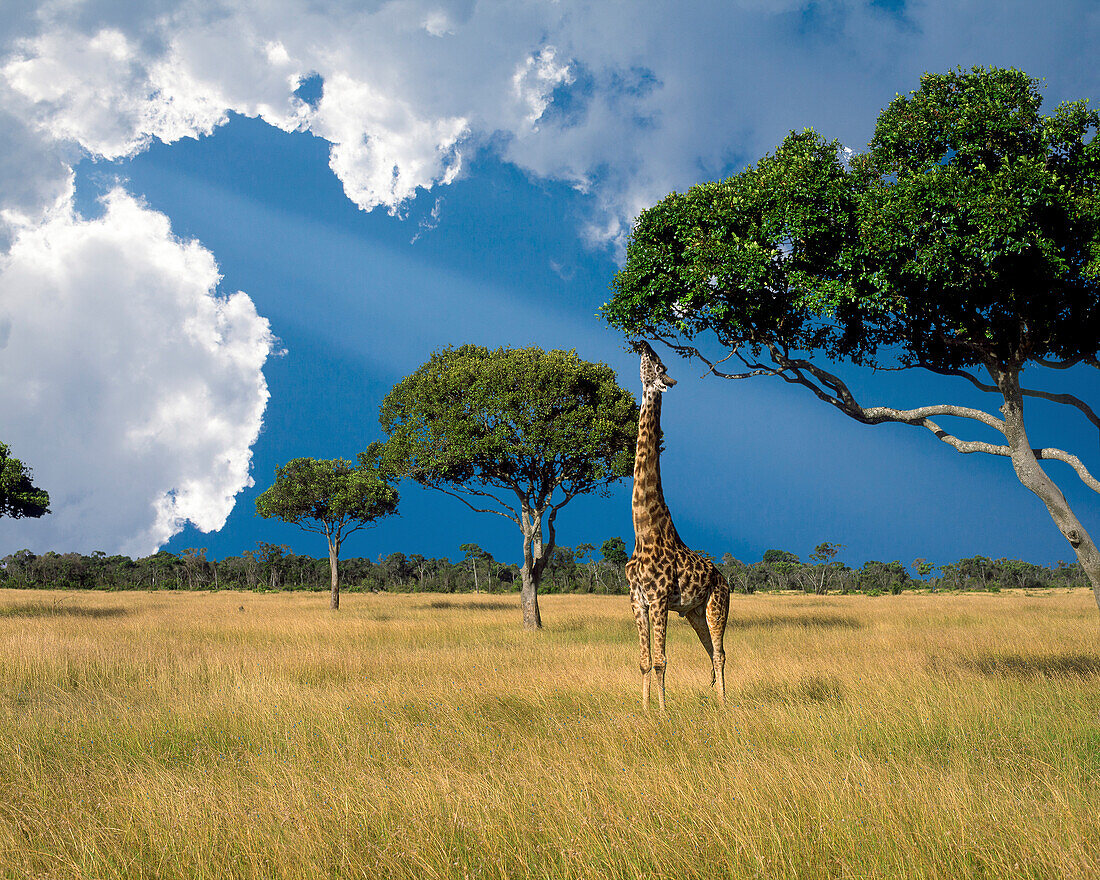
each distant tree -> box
[857,560,910,594]
[600,537,629,566]
[380,345,638,628]
[406,553,429,590]
[913,558,937,591]
[255,451,399,610]
[574,542,599,592]
[0,441,49,521]
[382,551,414,588]
[543,545,583,593]
[253,542,292,591]
[762,549,800,566]
[459,543,493,593]
[809,542,844,594]
[180,547,212,591]
[602,66,1100,607]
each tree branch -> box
[767,346,1008,433]
[648,337,1100,488]
[1034,448,1100,494]
[1035,354,1100,370]
[651,334,786,379]
[291,520,331,537]
[917,363,1100,434]
[336,517,387,543]
[648,336,1018,456]
[422,483,519,524]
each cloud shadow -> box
[0,601,130,619]
[729,613,862,630]
[423,599,516,611]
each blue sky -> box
[0,0,1096,571]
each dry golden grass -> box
[1,587,1099,879]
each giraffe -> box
[625,340,729,711]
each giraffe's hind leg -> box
[707,577,729,705]
[685,605,716,686]
[629,583,652,710]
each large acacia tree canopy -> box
[379,345,638,502]
[0,441,50,520]
[603,67,1100,371]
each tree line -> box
[1,542,1087,595]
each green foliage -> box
[763,548,800,565]
[0,441,50,520]
[810,542,843,564]
[854,560,911,595]
[379,345,638,498]
[603,66,1100,372]
[255,454,398,541]
[600,536,629,566]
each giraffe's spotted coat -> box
[626,341,729,710]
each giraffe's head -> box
[630,340,677,394]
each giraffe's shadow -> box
[423,599,515,612]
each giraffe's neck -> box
[632,388,676,540]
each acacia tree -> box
[255,450,398,609]
[0,441,50,521]
[379,345,638,629]
[603,67,1100,606]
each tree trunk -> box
[520,562,542,630]
[519,502,551,630]
[328,538,341,611]
[995,367,1100,608]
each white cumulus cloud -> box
[0,190,275,556]
[311,71,468,212]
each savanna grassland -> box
[1,588,1099,879]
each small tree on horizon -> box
[379,345,638,629]
[809,542,844,594]
[255,450,398,610]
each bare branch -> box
[422,483,519,524]
[550,485,583,515]
[919,363,991,389]
[918,420,1011,455]
[1034,448,1100,494]
[650,336,785,380]
[766,346,1008,434]
[290,520,331,537]
[1035,354,1100,370]
[441,481,520,516]
[337,517,387,543]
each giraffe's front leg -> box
[629,583,652,709]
